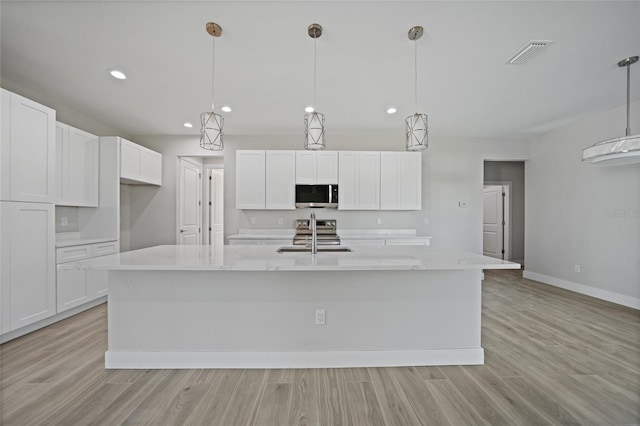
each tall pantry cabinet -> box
[1,89,57,334]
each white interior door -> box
[209,169,224,246]
[483,185,504,259]
[178,158,202,245]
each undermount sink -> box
[276,246,353,253]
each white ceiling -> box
[1,1,639,141]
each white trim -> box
[523,270,640,310]
[0,297,107,343]
[105,348,484,369]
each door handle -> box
[180,230,185,233]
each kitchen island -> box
[63,244,519,369]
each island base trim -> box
[105,348,484,369]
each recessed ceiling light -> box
[386,107,397,114]
[221,105,232,112]
[305,106,314,113]
[183,122,193,128]
[108,69,126,80]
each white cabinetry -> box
[1,89,56,203]
[236,150,296,210]
[120,139,162,185]
[56,122,99,207]
[338,151,380,210]
[380,152,422,210]
[265,151,295,209]
[56,240,118,313]
[295,151,338,184]
[236,150,266,209]
[0,202,55,333]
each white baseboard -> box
[0,296,107,344]
[105,348,484,369]
[523,270,640,310]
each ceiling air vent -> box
[506,40,553,64]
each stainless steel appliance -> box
[295,184,338,209]
[293,218,340,246]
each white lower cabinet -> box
[0,201,56,333]
[56,240,118,313]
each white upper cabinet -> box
[1,89,56,203]
[295,151,338,184]
[338,151,380,210]
[56,122,99,207]
[237,150,296,210]
[236,150,266,209]
[120,138,162,186]
[1,201,55,333]
[380,152,422,210]
[265,150,295,210]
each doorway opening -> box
[176,156,224,246]
[483,161,525,265]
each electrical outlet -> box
[250,217,256,225]
[315,309,326,325]
[575,264,581,273]
[61,217,68,226]
[422,217,430,225]
[376,218,382,225]
[278,217,283,225]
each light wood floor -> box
[1,269,639,425]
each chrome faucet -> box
[310,211,318,254]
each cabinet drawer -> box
[56,245,92,263]
[92,241,118,257]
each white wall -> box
[525,101,640,306]
[131,134,529,253]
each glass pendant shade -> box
[582,134,640,166]
[582,56,640,166]
[304,111,325,150]
[200,111,224,151]
[405,112,428,151]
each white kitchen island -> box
[63,244,519,369]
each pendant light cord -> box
[626,62,631,136]
[211,36,216,111]
[414,39,418,113]
[314,36,317,109]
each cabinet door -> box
[236,150,265,209]
[398,152,421,210]
[67,126,99,206]
[56,269,89,313]
[140,149,162,185]
[295,151,316,184]
[1,90,56,203]
[380,152,399,210]
[87,270,108,299]
[265,151,295,210]
[55,123,68,203]
[316,151,338,184]
[358,152,380,210]
[120,139,141,180]
[338,152,358,210]
[1,202,55,332]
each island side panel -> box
[106,269,483,368]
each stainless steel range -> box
[293,219,340,246]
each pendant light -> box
[582,56,640,166]
[200,22,224,151]
[405,26,428,152]
[304,23,326,150]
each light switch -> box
[250,217,256,225]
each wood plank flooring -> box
[1,269,638,425]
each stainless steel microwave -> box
[295,184,338,209]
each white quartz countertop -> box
[56,237,118,248]
[60,244,520,272]
[227,229,430,240]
